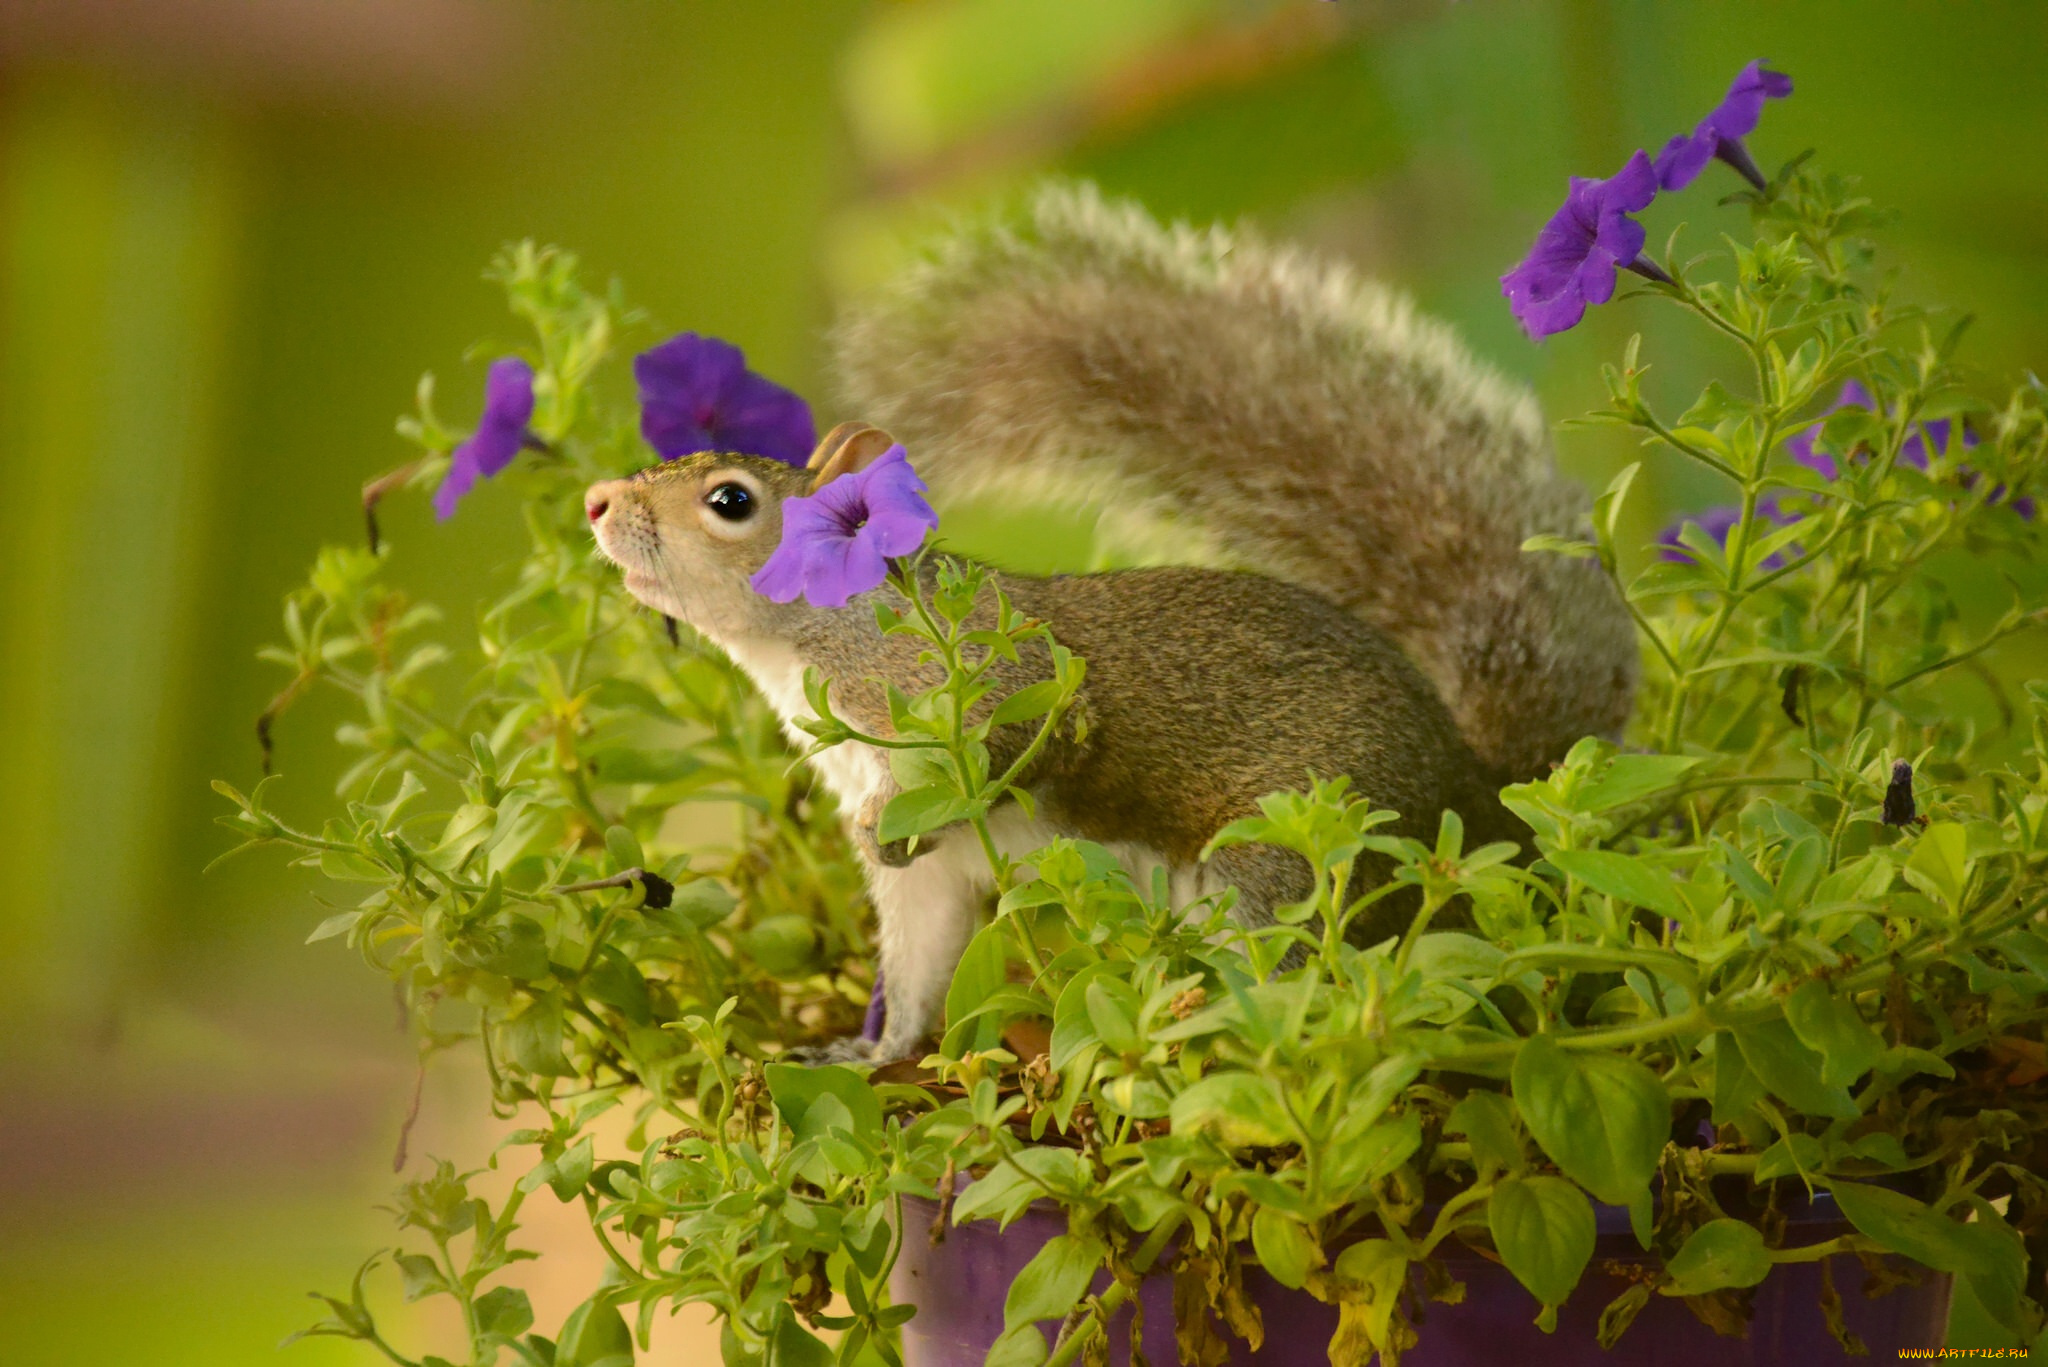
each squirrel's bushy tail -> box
[831,183,1636,781]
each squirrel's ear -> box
[807,422,897,489]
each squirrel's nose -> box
[585,481,623,525]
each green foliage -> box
[228,159,2048,1367]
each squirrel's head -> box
[585,423,898,646]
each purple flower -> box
[635,333,815,467]
[1658,498,1795,572]
[1501,150,1665,340]
[751,445,939,608]
[1655,61,1793,192]
[434,357,537,520]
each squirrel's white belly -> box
[713,633,892,813]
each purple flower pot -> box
[891,1191,1951,1365]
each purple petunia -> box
[751,444,939,608]
[1500,150,1666,340]
[1655,60,1793,193]
[636,332,816,467]
[435,357,538,520]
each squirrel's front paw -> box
[782,1035,879,1066]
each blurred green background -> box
[2,2,2043,1361]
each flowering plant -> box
[218,138,2048,1367]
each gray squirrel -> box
[585,184,1636,1062]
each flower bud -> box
[1881,760,1918,826]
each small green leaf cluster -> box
[228,161,2048,1367]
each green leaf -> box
[1546,850,1683,916]
[943,923,1009,1054]
[583,948,653,1025]
[1732,1018,1858,1119]
[985,1325,1050,1367]
[554,1298,633,1367]
[1251,1209,1319,1290]
[1594,461,1641,543]
[877,784,975,844]
[765,1063,885,1144]
[1829,1183,2005,1277]
[988,680,1064,729]
[395,1253,448,1301]
[1677,380,1746,428]
[1003,1233,1105,1329]
[1084,980,1140,1054]
[1405,932,1505,981]
[467,914,549,981]
[1489,1175,1595,1314]
[503,996,574,1077]
[1575,755,1703,812]
[648,878,737,931]
[547,1136,596,1201]
[307,910,363,943]
[1167,1071,1295,1149]
[1902,822,1970,911]
[1753,1132,1824,1183]
[1783,981,1884,1088]
[317,849,388,883]
[1772,836,1829,912]
[1326,1110,1423,1191]
[1628,558,1717,601]
[1521,533,1596,558]
[475,1286,535,1340]
[1709,1031,1765,1124]
[1511,1034,1670,1206]
[1952,1215,2034,1339]
[772,1308,834,1367]
[1663,1219,1770,1295]
[1329,1239,1410,1357]
[1448,1092,1521,1174]
[603,824,644,873]
[583,747,703,786]
[742,914,820,977]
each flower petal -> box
[636,333,745,459]
[481,356,536,430]
[636,331,816,465]
[1659,62,1791,191]
[433,357,535,518]
[752,445,938,606]
[711,367,818,467]
[1705,60,1793,141]
[1502,155,1660,340]
[824,532,891,607]
[1602,149,1660,214]
[850,448,940,555]
[434,448,483,521]
[749,536,813,603]
[1654,130,1717,192]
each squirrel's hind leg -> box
[863,831,992,1061]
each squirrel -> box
[585,184,1636,1063]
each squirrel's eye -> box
[704,483,754,522]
